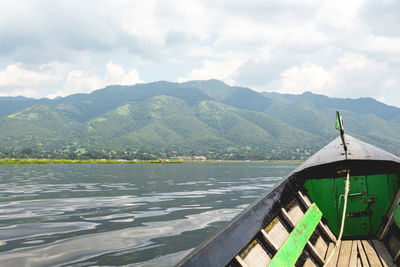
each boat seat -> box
[233,191,336,266]
[232,190,397,266]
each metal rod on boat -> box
[336,111,347,159]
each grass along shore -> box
[0,158,304,165]
[0,158,183,165]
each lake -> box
[0,162,299,266]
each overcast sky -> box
[1,0,400,107]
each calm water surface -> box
[0,162,299,266]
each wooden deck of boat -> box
[320,239,395,267]
[232,191,398,267]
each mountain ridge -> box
[1,80,399,160]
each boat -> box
[178,112,400,266]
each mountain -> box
[262,91,400,152]
[1,80,400,160]
[0,96,51,117]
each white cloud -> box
[184,46,216,58]
[355,34,400,55]
[329,53,393,98]
[65,71,105,95]
[48,61,143,98]
[177,52,247,83]
[278,53,400,106]
[281,62,333,94]
[0,63,55,87]
[383,79,397,87]
[105,61,143,85]
[316,0,365,30]
[0,88,38,98]
[0,1,400,106]
[9,88,38,98]
[157,0,211,41]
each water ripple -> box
[0,162,298,266]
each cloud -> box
[0,1,166,63]
[0,1,400,107]
[177,52,247,83]
[0,63,55,87]
[47,61,143,98]
[105,61,143,85]
[0,88,39,98]
[278,53,400,106]
[281,62,333,94]
[359,0,400,37]
[9,89,39,98]
[355,35,400,56]
[62,70,105,96]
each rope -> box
[324,170,350,266]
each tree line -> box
[0,145,317,160]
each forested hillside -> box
[1,80,400,160]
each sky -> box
[1,0,400,107]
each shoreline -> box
[0,158,304,165]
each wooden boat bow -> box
[178,134,400,266]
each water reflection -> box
[0,162,298,266]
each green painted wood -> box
[336,175,369,236]
[388,174,395,201]
[268,203,322,267]
[394,204,400,228]
[366,174,396,234]
[304,173,399,237]
[388,174,399,205]
[304,178,339,235]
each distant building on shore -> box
[192,156,207,161]
[169,156,207,161]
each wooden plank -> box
[361,240,383,267]
[306,240,324,265]
[358,240,370,267]
[314,235,328,260]
[387,185,400,216]
[269,203,322,267]
[380,188,400,240]
[283,205,325,265]
[349,240,358,267]
[287,204,304,225]
[337,240,353,266]
[266,219,289,249]
[380,215,394,241]
[394,249,400,262]
[325,242,340,267]
[242,243,271,267]
[303,258,317,267]
[387,235,400,258]
[281,208,295,228]
[235,255,248,267]
[371,239,395,267]
[325,242,334,261]
[318,221,337,243]
[297,191,337,242]
[298,191,312,208]
[260,229,279,251]
[357,257,361,267]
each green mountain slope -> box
[85,96,226,152]
[0,105,80,151]
[184,80,272,112]
[262,92,400,152]
[0,97,51,117]
[1,80,400,159]
[54,82,210,122]
[299,92,400,124]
